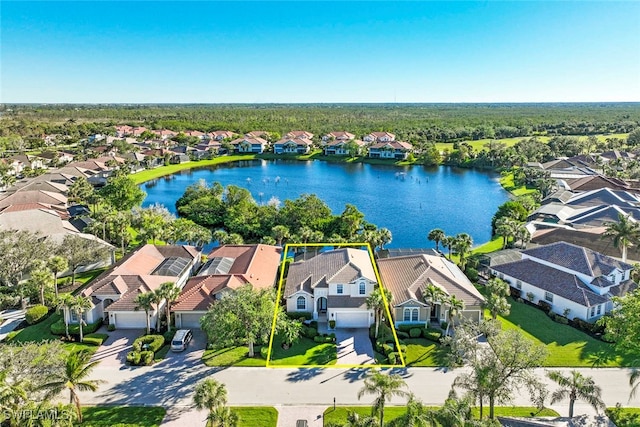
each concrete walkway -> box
[276,405,325,427]
[0,309,25,341]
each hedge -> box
[423,328,442,342]
[396,331,409,339]
[163,327,178,344]
[313,334,335,343]
[50,317,103,336]
[26,305,49,325]
[126,351,141,365]
[409,328,421,338]
[301,326,318,339]
[83,333,109,346]
[132,335,165,353]
[397,323,424,333]
[260,346,269,359]
[126,350,154,366]
[286,312,312,321]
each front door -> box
[317,297,327,314]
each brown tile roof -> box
[325,131,355,140]
[492,259,609,307]
[285,131,314,139]
[275,137,313,146]
[376,254,484,307]
[230,137,267,146]
[284,248,376,297]
[529,227,635,261]
[0,190,67,209]
[565,176,632,192]
[173,244,281,311]
[325,139,365,148]
[245,131,269,138]
[65,160,109,172]
[366,132,396,141]
[522,241,633,277]
[369,141,413,150]
[100,275,173,311]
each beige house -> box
[377,253,485,327]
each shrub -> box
[260,346,269,359]
[397,323,424,333]
[550,313,568,325]
[25,305,49,325]
[50,317,103,335]
[0,294,20,310]
[409,328,421,338]
[526,292,535,302]
[313,334,334,343]
[83,333,108,346]
[465,267,479,282]
[422,328,442,342]
[396,331,409,339]
[140,351,154,366]
[537,300,552,314]
[107,324,116,332]
[301,326,318,338]
[328,320,336,329]
[382,343,394,355]
[132,335,165,353]
[387,352,399,364]
[286,312,312,321]
[308,321,318,329]
[163,327,177,344]
[440,321,448,331]
[510,288,522,299]
[126,351,141,365]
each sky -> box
[1,1,639,103]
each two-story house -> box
[284,248,377,328]
[323,139,365,156]
[363,132,396,143]
[273,137,313,154]
[230,137,268,154]
[368,141,414,160]
[322,131,355,144]
[285,130,314,140]
[490,241,637,322]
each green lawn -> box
[80,406,166,426]
[232,406,278,427]
[471,237,504,255]
[606,406,640,427]
[323,406,559,426]
[403,338,448,367]
[499,172,538,197]
[154,344,170,361]
[6,312,98,355]
[494,297,630,367]
[202,346,267,367]
[268,336,337,366]
[434,133,628,152]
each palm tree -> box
[495,217,518,250]
[150,290,164,333]
[193,379,229,422]
[29,267,53,306]
[395,394,433,427]
[71,296,93,342]
[442,236,455,260]
[377,228,392,250]
[453,233,473,271]
[423,284,446,326]
[366,287,392,339]
[56,293,75,338]
[445,295,465,336]
[547,370,605,417]
[485,277,511,320]
[271,225,290,246]
[48,255,68,299]
[41,349,103,423]
[629,368,640,402]
[344,411,379,427]
[208,406,238,427]
[157,281,181,332]
[603,212,640,262]
[427,228,445,252]
[430,394,475,427]
[357,371,408,427]
[134,292,155,335]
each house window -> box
[411,309,419,322]
[359,283,366,295]
[296,296,306,310]
[590,306,596,318]
[70,311,78,322]
[597,304,602,315]
[544,292,553,303]
[337,284,344,294]
[516,280,522,290]
[403,308,419,322]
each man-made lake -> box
[141,160,509,248]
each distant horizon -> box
[3,101,640,106]
[2,2,639,103]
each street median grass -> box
[80,405,166,426]
[202,346,267,367]
[232,406,278,427]
[403,338,448,367]
[323,406,559,425]
[606,406,640,427]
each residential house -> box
[245,131,269,139]
[0,190,67,209]
[230,137,267,154]
[368,141,413,160]
[322,131,355,143]
[79,244,200,329]
[131,127,148,137]
[154,129,178,140]
[285,131,314,140]
[115,125,134,137]
[184,130,207,140]
[210,130,237,141]
[324,139,365,156]
[284,248,377,328]
[376,254,485,327]
[196,140,222,154]
[172,244,282,329]
[273,137,313,154]
[490,241,637,322]
[363,132,396,143]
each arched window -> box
[297,296,306,310]
[403,308,419,322]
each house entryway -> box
[334,328,375,365]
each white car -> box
[170,329,193,352]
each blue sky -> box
[1,1,639,103]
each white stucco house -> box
[284,248,377,328]
[490,241,637,322]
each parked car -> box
[170,329,193,352]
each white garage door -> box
[112,312,148,329]
[179,313,203,329]
[335,311,370,328]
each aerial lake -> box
[141,159,509,248]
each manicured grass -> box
[154,344,170,361]
[231,406,278,427]
[202,346,267,367]
[131,154,258,184]
[58,268,109,295]
[471,237,504,255]
[6,312,98,355]
[499,172,538,196]
[494,297,629,367]
[403,338,448,367]
[605,406,640,427]
[268,336,337,366]
[323,406,559,425]
[434,133,628,152]
[80,406,166,426]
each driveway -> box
[162,329,207,366]
[90,328,141,367]
[334,328,375,365]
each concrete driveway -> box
[90,328,142,367]
[334,328,375,365]
[162,329,207,364]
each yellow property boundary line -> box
[266,242,405,369]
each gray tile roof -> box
[492,259,609,306]
[522,241,633,277]
[284,248,376,297]
[327,296,367,309]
